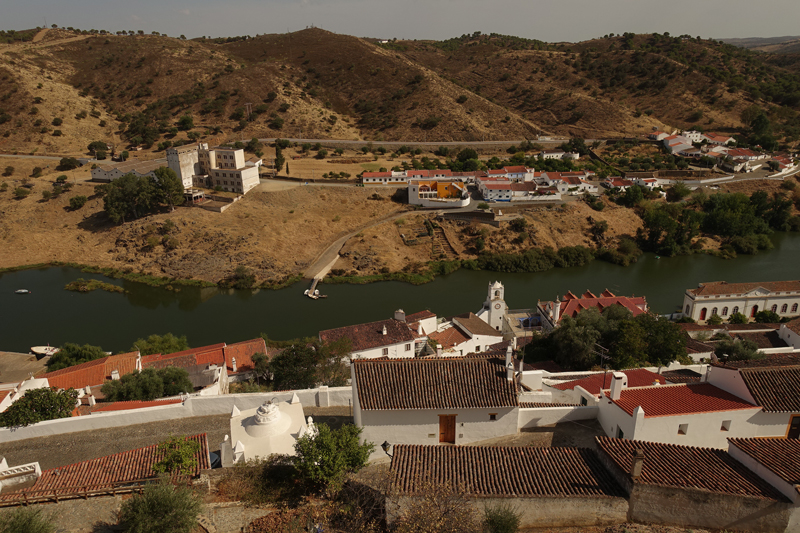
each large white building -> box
[90,158,166,182]
[318,310,429,360]
[682,281,800,323]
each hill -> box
[1,28,799,155]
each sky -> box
[3,0,800,43]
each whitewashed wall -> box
[518,405,599,428]
[0,387,352,443]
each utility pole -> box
[593,343,611,389]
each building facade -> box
[682,281,800,323]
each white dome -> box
[244,401,292,438]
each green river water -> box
[1,233,799,354]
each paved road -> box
[259,137,569,147]
[0,153,62,160]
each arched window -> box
[781,304,788,313]
[772,305,779,313]
[750,305,758,318]
[700,308,707,321]
[685,305,690,315]
[712,307,718,316]
[793,303,798,313]
[732,306,739,315]
[722,307,729,316]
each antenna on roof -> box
[593,343,611,388]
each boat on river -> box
[30,346,59,357]
[15,289,30,294]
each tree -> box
[293,423,374,493]
[274,145,285,172]
[41,190,52,200]
[57,157,80,171]
[252,352,269,384]
[549,315,602,370]
[31,167,43,178]
[101,367,193,401]
[754,310,781,323]
[269,339,350,390]
[456,148,479,162]
[47,342,107,370]
[177,114,194,131]
[0,506,56,533]
[14,187,30,199]
[152,435,201,475]
[52,117,62,126]
[707,314,723,326]
[120,150,129,161]
[88,140,107,154]
[103,173,157,223]
[118,481,202,533]
[131,333,189,356]
[483,502,522,533]
[0,387,78,428]
[714,338,760,361]
[153,166,185,211]
[666,182,691,202]
[69,195,87,210]
[728,312,749,324]
[391,479,481,533]
[636,313,686,368]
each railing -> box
[0,475,192,507]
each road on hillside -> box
[258,137,570,146]
[0,153,62,160]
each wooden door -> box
[439,415,456,443]
[788,416,800,439]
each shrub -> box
[483,502,521,533]
[31,167,43,177]
[52,117,62,126]
[293,423,374,494]
[69,195,87,209]
[118,481,202,533]
[41,190,52,200]
[477,202,490,210]
[52,129,62,136]
[14,187,30,199]
[3,165,14,176]
[152,436,201,475]
[0,506,56,533]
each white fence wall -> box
[518,405,599,429]
[0,387,352,443]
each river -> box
[1,233,799,354]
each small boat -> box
[15,289,30,294]
[30,346,60,357]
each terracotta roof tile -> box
[608,383,758,417]
[556,294,647,322]
[711,353,800,370]
[405,310,435,322]
[320,318,418,352]
[551,369,665,395]
[596,437,786,501]
[0,434,209,500]
[734,331,789,350]
[729,438,800,488]
[784,318,800,336]
[428,327,470,350]
[353,357,517,410]
[391,445,625,497]
[92,399,183,412]
[740,366,800,412]
[452,312,502,337]
[659,369,702,384]
[688,280,800,297]
[519,402,580,408]
[224,338,271,372]
[41,352,139,390]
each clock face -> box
[494,303,501,309]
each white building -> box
[166,145,201,190]
[479,180,512,202]
[198,144,260,195]
[429,312,505,356]
[476,281,508,332]
[407,179,469,208]
[351,355,520,461]
[682,280,800,323]
[319,310,428,360]
[220,397,308,467]
[90,158,166,182]
[540,149,565,160]
[681,130,705,143]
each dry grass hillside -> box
[1,29,799,156]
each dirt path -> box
[31,28,48,43]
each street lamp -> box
[381,441,393,457]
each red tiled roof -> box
[428,326,470,349]
[223,338,269,373]
[784,318,800,336]
[734,331,789,350]
[510,183,537,192]
[519,402,580,408]
[551,369,665,395]
[484,183,512,190]
[739,366,800,412]
[0,434,209,500]
[320,318,418,352]
[688,280,800,297]
[596,437,785,500]
[405,310,435,322]
[555,293,647,322]
[391,445,625,497]
[362,171,392,178]
[710,352,800,370]
[608,383,758,417]
[503,165,527,173]
[487,169,507,175]
[92,399,183,412]
[353,357,518,410]
[659,369,702,384]
[729,438,800,488]
[0,390,10,403]
[41,352,140,390]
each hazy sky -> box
[3,0,800,43]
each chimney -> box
[436,344,442,357]
[505,344,513,368]
[506,362,515,381]
[88,394,96,406]
[136,352,142,371]
[394,309,406,322]
[417,323,423,335]
[382,325,387,335]
[609,372,627,401]
[231,357,237,373]
[630,449,645,479]
[553,298,561,323]
[110,370,120,381]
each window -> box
[678,423,689,435]
[489,414,497,421]
[616,427,624,439]
[711,307,718,316]
[475,346,481,352]
[685,305,690,315]
[732,306,739,315]
[793,304,799,313]
[382,348,388,356]
[405,343,411,352]
[721,420,731,432]
[773,305,779,313]
[580,396,588,406]
[722,306,729,316]
[781,304,788,313]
